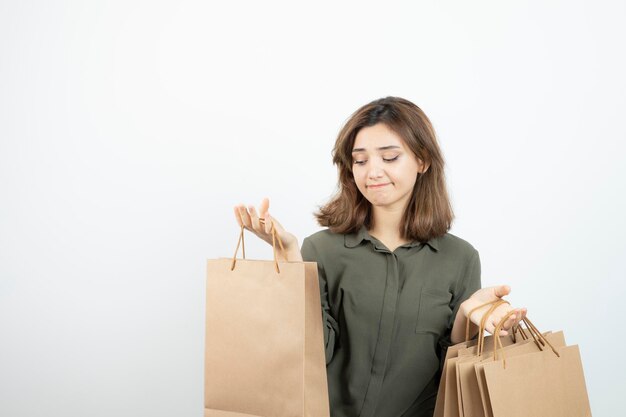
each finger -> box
[504,314,516,331]
[491,317,499,331]
[493,304,510,320]
[233,206,244,227]
[496,308,515,330]
[248,205,262,232]
[237,205,252,228]
[494,285,511,298]
[235,204,248,227]
[508,308,525,329]
[264,212,272,234]
[260,197,269,215]
[494,316,507,334]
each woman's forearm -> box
[284,241,303,262]
[450,301,478,345]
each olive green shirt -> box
[300,225,481,417]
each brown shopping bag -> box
[433,342,469,417]
[435,300,514,417]
[473,329,565,417]
[204,224,330,417]
[480,316,592,417]
[435,301,537,417]
[459,328,561,417]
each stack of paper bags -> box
[434,301,592,417]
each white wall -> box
[1,1,624,416]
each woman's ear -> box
[418,159,430,174]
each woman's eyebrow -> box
[352,145,401,153]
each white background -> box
[1,1,625,416]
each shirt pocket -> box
[415,287,453,335]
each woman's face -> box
[351,123,427,213]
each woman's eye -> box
[353,156,399,165]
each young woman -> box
[234,97,526,417]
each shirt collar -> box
[344,224,439,252]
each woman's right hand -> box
[233,197,299,252]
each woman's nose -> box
[368,163,384,179]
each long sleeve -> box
[439,249,482,352]
[301,236,340,365]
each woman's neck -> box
[369,206,405,242]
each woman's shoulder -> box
[435,232,479,259]
[301,227,355,257]
[302,228,342,248]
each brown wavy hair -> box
[313,96,454,242]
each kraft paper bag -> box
[204,225,330,417]
[458,330,560,417]
[474,331,566,417]
[433,342,468,417]
[454,330,536,417]
[481,320,592,417]
[456,309,557,417]
[435,300,515,417]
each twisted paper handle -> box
[465,299,511,356]
[230,220,286,273]
[492,313,561,368]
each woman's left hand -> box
[461,285,527,336]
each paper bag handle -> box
[492,314,561,368]
[230,221,286,274]
[465,299,508,342]
[478,300,511,356]
[464,299,511,357]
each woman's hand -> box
[233,197,299,253]
[461,285,527,337]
